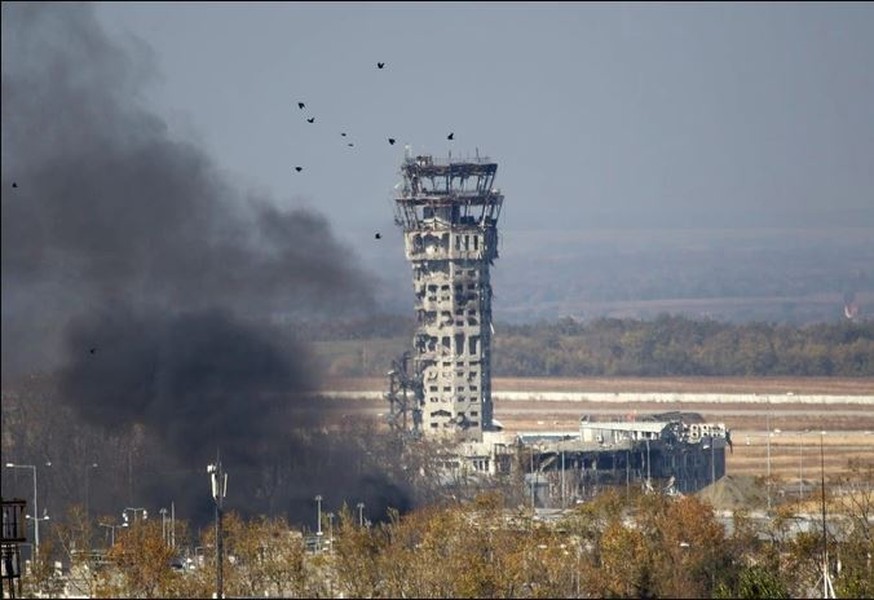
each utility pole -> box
[208,452,227,599]
[766,409,772,512]
[820,431,835,599]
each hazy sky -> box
[90,1,874,252]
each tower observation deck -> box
[392,152,504,439]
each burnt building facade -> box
[391,152,503,440]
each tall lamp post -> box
[208,455,228,599]
[159,508,169,544]
[314,495,323,551]
[6,462,51,561]
[357,502,365,528]
[766,408,771,511]
[819,431,835,599]
[99,522,126,547]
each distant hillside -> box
[490,227,874,324]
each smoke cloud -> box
[2,2,406,524]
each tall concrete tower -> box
[392,152,504,440]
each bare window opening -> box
[454,334,464,355]
[430,423,439,428]
[471,411,479,417]
[429,386,438,392]
[442,336,450,349]
[443,386,451,392]
[470,421,479,427]
[469,336,479,355]
[470,385,478,392]
[473,235,479,250]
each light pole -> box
[315,495,323,543]
[314,495,323,553]
[646,438,652,491]
[530,448,536,508]
[6,461,51,561]
[99,522,126,547]
[766,408,772,512]
[327,513,335,549]
[819,430,835,599]
[711,437,716,485]
[159,508,169,544]
[208,455,228,599]
[357,502,365,528]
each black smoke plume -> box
[2,2,409,526]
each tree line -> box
[300,313,874,377]
[493,315,874,377]
[25,478,874,599]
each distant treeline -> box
[493,315,874,377]
[294,314,874,377]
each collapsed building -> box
[448,416,731,505]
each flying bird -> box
[347,142,354,147]
[306,117,315,123]
[89,348,96,355]
[447,132,454,140]
[377,62,385,69]
[375,232,382,240]
[298,102,305,109]
[11,182,17,188]
[388,138,396,145]
[295,166,303,172]
[341,132,347,137]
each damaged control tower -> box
[391,151,504,440]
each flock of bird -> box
[292,61,455,176]
[292,61,457,241]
